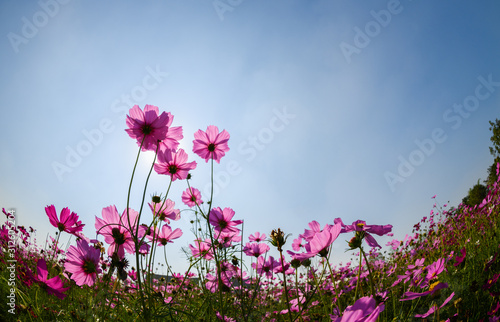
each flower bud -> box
[348,236,363,249]
[301,258,312,268]
[290,259,301,269]
[270,228,287,252]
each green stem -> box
[125,136,150,319]
[360,247,376,298]
[279,249,293,322]
[295,267,304,322]
[203,157,225,316]
[327,261,342,315]
[51,232,61,263]
[354,250,363,300]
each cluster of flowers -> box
[2,104,500,321]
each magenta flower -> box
[125,104,171,151]
[189,238,214,260]
[181,187,203,208]
[28,258,69,299]
[386,239,400,251]
[45,205,84,235]
[64,239,102,286]
[95,205,142,258]
[216,230,242,248]
[288,223,341,260]
[157,111,184,151]
[248,231,267,243]
[243,242,270,257]
[393,258,426,287]
[205,261,238,292]
[333,296,385,322]
[193,125,230,163]
[454,247,466,267]
[154,148,197,181]
[209,207,243,233]
[274,258,294,275]
[425,257,445,282]
[336,218,392,249]
[215,312,237,322]
[400,282,449,301]
[292,236,305,251]
[149,199,180,223]
[252,256,279,278]
[299,220,322,242]
[483,273,500,291]
[148,225,183,246]
[488,300,500,316]
[414,292,455,318]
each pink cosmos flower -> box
[189,238,214,260]
[393,258,425,287]
[181,187,203,208]
[45,205,84,235]
[193,125,230,163]
[274,259,294,275]
[28,258,69,299]
[243,242,270,257]
[95,205,145,258]
[215,312,237,322]
[292,236,305,251]
[154,148,197,181]
[148,225,183,246]
[386,239,400,251]
[216,230,242,248]
[248,231,267,243]
[128,268,137,281]
[125,104,171,151]
[157,111,183,151]
[252,256,280,278]
[400,282,449,301]
[489,300,500,316]
[149,199,180,223]
[299,220,322,242]
[205,261,238,292]
[414,292,455,318]
[483,273,500,291]
[425,257,445,282]
[408,258,425,270]
[288,223,341,261]
[454,247,466,267]
[336,218,392,249]
[209,207,243,233]
[64,239,102,286]
[333,296,385,322]
[280,291,317,315]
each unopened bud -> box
[270,228,289,252]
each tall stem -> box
[125,137,148,319]
[327,261,342,315]
[279,249,293,322]
[204,158,225,316]
[360,247,376,298]
[354,250,363,300]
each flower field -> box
[1,105,499,321]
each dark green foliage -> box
[486,119,500,186]
[486,156,500,187]
[489,119,500,158]
[462,180,488,206]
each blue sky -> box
[1,0,499,274]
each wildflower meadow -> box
[1,105,499,321]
